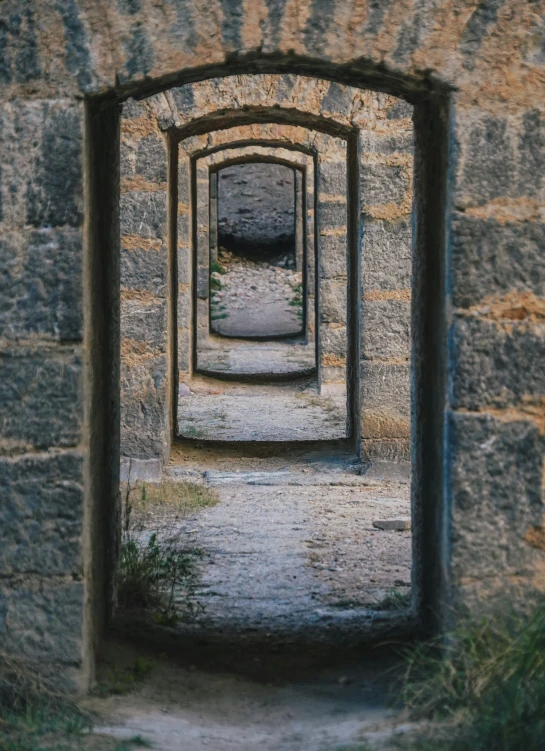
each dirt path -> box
[90,639,411,751]
[165,463,411,635]
[94,451,413,750]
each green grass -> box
[116,480,217,626]
[402,597,545,750]
[0,667,90,751]
[93,657,154,698]
[375,588,411,611]
[210,261,226,275]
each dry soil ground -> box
[90,448,414,751]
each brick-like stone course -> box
[1,0,543,690]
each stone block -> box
[361,299,411,359]
[0,577,84,666]
[177,212,190,244]
[361,361,410,415]
[517,109,545,199]
[120,191,167,238]
[360,164,408,206]
[121,298,167,350]
[319,162,346,195]
[455,113,517,207]
[120,140,136,178]
[361,408,410,438]
[320,279,347,323]
[451,317,545,409]
[120,354,168,459]
[321,324,347,357]
[120,457,162,482]
[177,287,192,329]
[360,131,414,155]
[178,327,191,372]
[0,228,83,340]
[0,345,82,449]
[0,100,83,229]
[449,412,544,584]
[178,245,192,285]
[120,246,167,293]
[318,201,347,229]
[321,365,346,384]
[361,219,412,290]
[372,518,411,531]
[320,234,347,278]
[450,213,545,308]
[178,159,191,203]
[0,452,84,576]
[136,135,167,182]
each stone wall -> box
[119,99,170,464]
[1,0,544,690]
[217,162,296,258]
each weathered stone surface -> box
[372,518,411,531]
[0,345,81,449]
[1,0,543,688]
[0,452,84,576]
[320,234,347,279]
[450,214,545,308]
[120,246,167,293]
[0,577,84,666]
[218,163,295,254]
[120,298,167,350]
[362,300,411,359]
[318,201,347,230]
[451,317,545,409]
[0,228,82,340]
[320,279,347,323]
[360,164,408,206]
[361,219,411,290]
[360,131,414,155]
[456,114,517,207]
[321,325,347,357]
[135,135,167,181]
[449,413,544,591]
[0,100,84,229]
[120,191,167,238]
[120,353,168,459]
[361,408,410,439]
[361,362,410,416]
[319,162,346,195]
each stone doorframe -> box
[192,147,316,380]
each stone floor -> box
[178,378,347,441]
[196,338,315,378]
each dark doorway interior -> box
[211,162,302,338]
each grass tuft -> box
[402,597,545,750]
[116,480,217,626]
[0,661,90,751]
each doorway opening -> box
[211,161,302,339]
[88,69,451,729]
[87,64,450,746]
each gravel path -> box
[210,250,303,338]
